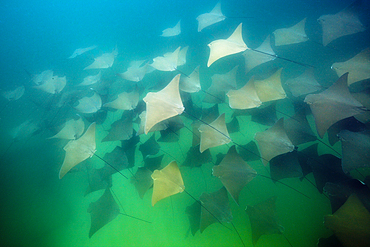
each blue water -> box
[0,0,369,246]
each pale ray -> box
[227,76,262,110]
[273,18,309,46]
[143,74,184,134]
[197,2,226,32]
[160,20,181,37]
[2,86,25,101]
[74,92,102,114]
[150,47,181,72]
[79,71,102,86]
[207,23,248,67]
[59,123,96,179]
[68,45,97,59]
[103,90,139,110]
[180,65,201,93]
[84,49,117,70]
[33,75,67,94]
[48,117,85,140]
[254,68,286,102]
[243,35,276,73]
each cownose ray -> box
[212,145,257,204]
[101,146,131,177]
[117,60,153,82]
[199,113,231,153]
[1,86,25,101]
[254,118,295,166]
[48,116,85,140]
[85,163,112,196]
[273,18,309,46]
[182,144,212,168]
[226,117,240,134]
[199,187,232,233]
[245,196,285,246]
[32,70,54,85]
[197,2,226,32]
[180,65,201,93]
[318,0,366,46]
[324,194,370,247]
[68,45,97,59]
[331,48,370,86]
[207,23,248,67]
[59,122,96,179]
[338,130,370,174]
[250,102,278,126]
[285,68,322,98]
[79,71,102,86]
[103,90,139,110]
[352,90,370,123]
[33,75,67,94]
[160,20,181,37]
[327,116,366,146]
[151,160,185,206]
[253,68,287,103]
[139,133,160,159]
[150,47,181,72]
[101,112,133,142]
[158,116,185,142]
[283,108,317,146]
[143,74,185,134]
[137,111,169,135]
[203,65,239,104]
[227,76,262,110]
[74,91,102,114]
[131,167,154,199]
[177,46,188,67]
[304,73,367,138]
[269,150,303,182]
[243,35,276,73]
[88,188,120,238]
[84,47,117,70]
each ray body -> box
[104,91,139,110]
[285,68,322,97]
[69,45,97,59]
[80,71,102,86]
[143,74,184,134]
[324,194,370,247]
[227,77,262,110]
[151,161,185,206]
[118,61,152,82]
[180,65,201,93]
[32,70,54,85]
[84,51,115,70]
[161,20,181,37]
[48,117,85,140]
[273,18,309,46]
[74,92,102,114]
[254,68,286,102]
[207,23,248,67]
[318,0,366,46]
[254,118,295,166]
[304,73,366,138]
[34,75,67,94]
[246,196,284,245]
[177,46,188,66]
[102,115,133,142]
[270,150,303,181]
[197,2,226,32]
[59,123,96,179]
[199,187,232,233]
[88,188,120,238]
[331,48,370,86]
[243,35,276,73]
[2,86,25,101]
[182,145,212,168]
[131,167,154,199]
[199,113,231,153]
[338,130,370,173]
[150,47,181,72]
[212,146,257,204]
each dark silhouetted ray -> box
[182,145,212,168]
[284,108,317,146]
[88,188,120,238]
[237,141,261,162]
[324,194,370,247]
[131,167,153,199]
[327,117,366,146]
[158,116,184,142]
[144,154,164,172]
[245,196,284,245]
[254,118,295,166]
[250,103,277,126]
[185,200,202,236]
[139,133,160,159]
[199,187,232,233]
[213,146,257,204]
[102,146,131,176]
[304,73,366,138]
[270,150,303,182]
[285,68,322,98]
[297,143,318,180]
[102,113,133,142]
[338,130,370,173]
[226,117,240,134]
[318,0,366,46]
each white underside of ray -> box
[150,47,181,71]
[197,2,226,32]
[161,20,181,37]
[273,18,308,46]
[68,45,97,59]
[207,23,248,67]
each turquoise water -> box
[0,0,369,246]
